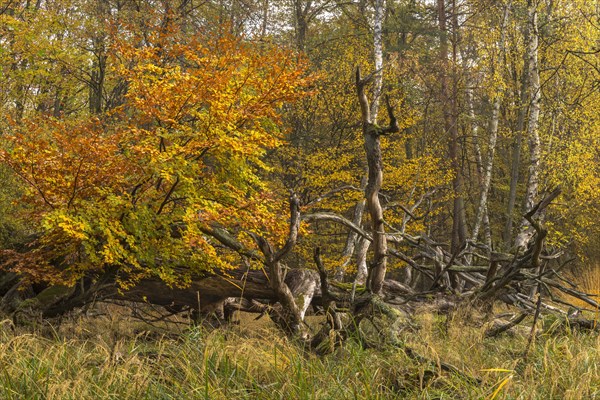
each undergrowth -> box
[0,308,598,399]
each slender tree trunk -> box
[356,0,390,294]
[504,4,532,243]
[356,68,400,294]
[439,0,467,257]
[294,0,310,51]
[467,88,484,182]
[504,118,524,242]
[355,236,370,285]
[371,0,385,121]
[89,0,110,114]
[471,3,510,246]
[89,40,106,114]
[451,0,468,254]
[363,124,387,295]
[338,0,386,282]
[261,0,269,38]
[515,0,541,249]
[355,68,399,295]
[336,177,367,280]
[466,89,492,250]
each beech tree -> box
[1,15,311,289]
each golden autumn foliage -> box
[0,0,598,292]
[0,23,311,287]
[269,12,454,274]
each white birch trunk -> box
[471,3,510,246]
[515,0,541,249]
[336,177,367,280]
[371,0,384,121]
[354,236,370,285]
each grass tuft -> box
[0,307,598,399]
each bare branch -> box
[274,193,301,262]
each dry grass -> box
[580,265,600,292]
[410,307,600,399]
[0,303,599,399]
[569,264,600,311]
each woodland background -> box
[0,0,599,398]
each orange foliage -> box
[1,23,311,287]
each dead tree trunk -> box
[251,193,315,336]
[338,0,386,282]
[356,67,399,294]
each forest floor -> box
[0,302,599,399]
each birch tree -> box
[471,2,510,247]
[515,0,542,249]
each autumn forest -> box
[0,0,599,397]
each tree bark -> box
[294,0,310,51]
[515,0,541,249]
[338,0,386,282]
[504,3,532,243]
[438,0,467,256]
[354,235,370,285]
[251,193,310,335]
[371,0,385,121]
[363,125,387,294]
[471,3,510,246]
[355,68,399,294]
[336,177,367,281]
